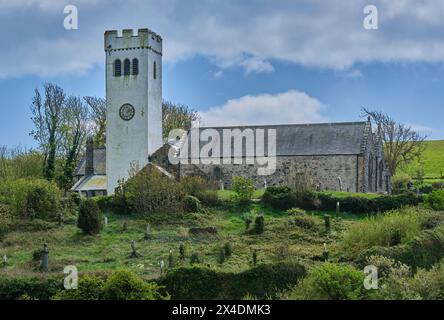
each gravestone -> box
[42,243,49,272]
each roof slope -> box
[181,121,368,157]
[73,148,106,176]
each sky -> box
[1,0,444,148]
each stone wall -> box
[180,155,362,192]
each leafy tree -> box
[162,101,200,139]
[84,96,106,148]
[30,83,66,181]
[59,96,90,189]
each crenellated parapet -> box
[104,28,162,55]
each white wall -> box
[105,29,163,194]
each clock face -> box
[119,104,135,121]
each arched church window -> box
[124,59,131,76]
[153,61,157,79]
[132,58,139,75]
[379,161,384,189]
[114,59,122,77]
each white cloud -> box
[199,90,326,127]
[407,123,433,135]
[3,0,444,77]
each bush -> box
[288,263,368,300]
[0,178,61,220]
[356,224,444,272]
[231,176,255,203]
[77,199,103,235]
[293,215,317,230]
[196,190,220,207]
[158,262,306,299]
[392,173,411,194]
[254,215,265,234]
[286,208,307,216]
[224,242,232,257]
[53,270,167,300]
[425,190,444,210]
[183,196,202,213]
[0,276,62,300]
[341,207,430,259]
[0,203,12,239]
[125,166,183,215]
[262,188,422,214]
[102,270,166,300]
[180,176,208,197]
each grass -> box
[0,203,354,280]
[217,189,265,200]
[401,140,444,180]
[318,191,380,199]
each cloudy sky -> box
[1,0,443,147]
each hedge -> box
[0,276,63,300]
[262,187,422,214]
[158,262,306,299]
[356,224,444,272]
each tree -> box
[84,96,106,148]
[362,108,427,176]
[30,83,66,181]
[162,101,200,139]
[59,96,90,189]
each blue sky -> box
[1,0,444,148]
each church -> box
[71,28,390,196]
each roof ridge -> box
[199,121,367,129]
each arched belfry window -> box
[132,58,139,75]
[124,59,131,76]
[114,59,122,77]
[153,61,157,79]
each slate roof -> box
[73,148,106,176]
[71,175,107,192]
[180,121,370,157]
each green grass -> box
[217,189,265,200]
[401,140,444,179]
[0,203,354,280]
[318,191,380,199]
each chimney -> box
[85,137,94,176]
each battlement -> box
[104,28,162,54]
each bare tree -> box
[30,83,66,180]
[84,96,106,148]
[362,108,427,176]
[60,96,90,189]
[162,101,200,139]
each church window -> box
[132,58,139,75]
[114,59,122,77]
[153,61,157,79]
[124,59,131,76]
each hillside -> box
[401,140,444,180]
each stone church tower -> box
[104,29,163,194]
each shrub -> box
[180,176,208,197]
[0,203,12,239]
[293,215,317,230]
[341,207,430,259]
[102,270,166,300]
[356,224,444,272]
[0,178,61,220]
[0,276,62,300]
[196,190,220,207]
[125,166,183,215]
[183,195,202,213]
[53,270,167,300]
[77,199,103,235]
[190,253,201,264]
[224,242,232,257]
[262,188,422,214]
[231,176,255,203]
[254,215,265,234]
[425,190,444,211]
[392,173,411,194]
[288,263,368,300]
[286,208,307,216]
[158,262,306,300]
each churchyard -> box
[1,171,444,300]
